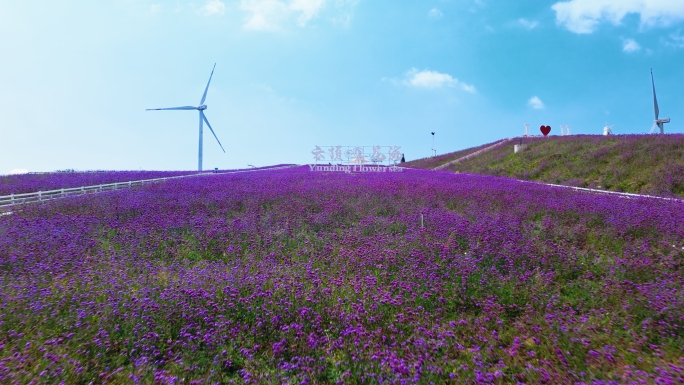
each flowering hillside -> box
[407,134,684,198]
[0,171,202,196]
[0,167,682,383]
[0,165,295,196]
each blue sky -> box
[1,0,683,173]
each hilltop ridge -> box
[404,134,684,198]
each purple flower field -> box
[0,167,682,384]
[0,165,295,196]
[0,171,202,196]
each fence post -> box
[38,191,42,201]
[11,194,14,205]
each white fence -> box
[0,174,205,208]
[522,180,684,203]
[0,165,299,209]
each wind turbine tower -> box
[650,69,670,134]
[524,123,530,137]
[146,64,225,171]
[603,124,614,136]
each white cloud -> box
[9,169,28,175]
[665,30,684,48]
[460,83,477,93]
[517,18,539,30]
[552,0,684,34]
[150,4,163,14]
[291,0,325,26]
[528,96,545,109]
[198,0,225,16]
[241,0,353,30]
[622,38,641,52]
[428,8,443,19]
[241,0,289,30]
[393,69,476,93]
[408,69,454,88]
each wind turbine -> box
[649,69,670,134]
[146,63,225,171]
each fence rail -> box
[0,174,204,208]
[0,165,299,209]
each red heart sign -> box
[540,125,551,136]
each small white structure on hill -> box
[514,144,528,153]
[603,125,614,135]
[560,125,571,136]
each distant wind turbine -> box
[649,69,670,134]
[146,63,225,171]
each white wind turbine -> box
[603,124,614,136]
[146,63,225,171]
[649,69,670,134]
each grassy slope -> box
[423,135,684,198]
[402,141,495,169]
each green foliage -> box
[424,135,684,198]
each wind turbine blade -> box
[200,111,225,153]
[146,106,196,111]
[200,63,216,105]
[650,122,657,134]
[651,69,659,120]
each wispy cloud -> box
[516,18,539,30]
[387,69,476,93]
[460,83,477,93]
[622,38,641,52]
[528,96,545,109]
[428,8,443,19]
[408,69,455,88]
[290,0,326,26]
[198,0,226,16]
[240,0,356,31]
[150,4,163,14]
[241,0,289,31]
[665,30,684,48]
[552,0,684,34]
[330,0,358,28]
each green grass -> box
[402,141,496,169]
[411,135,684,198]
